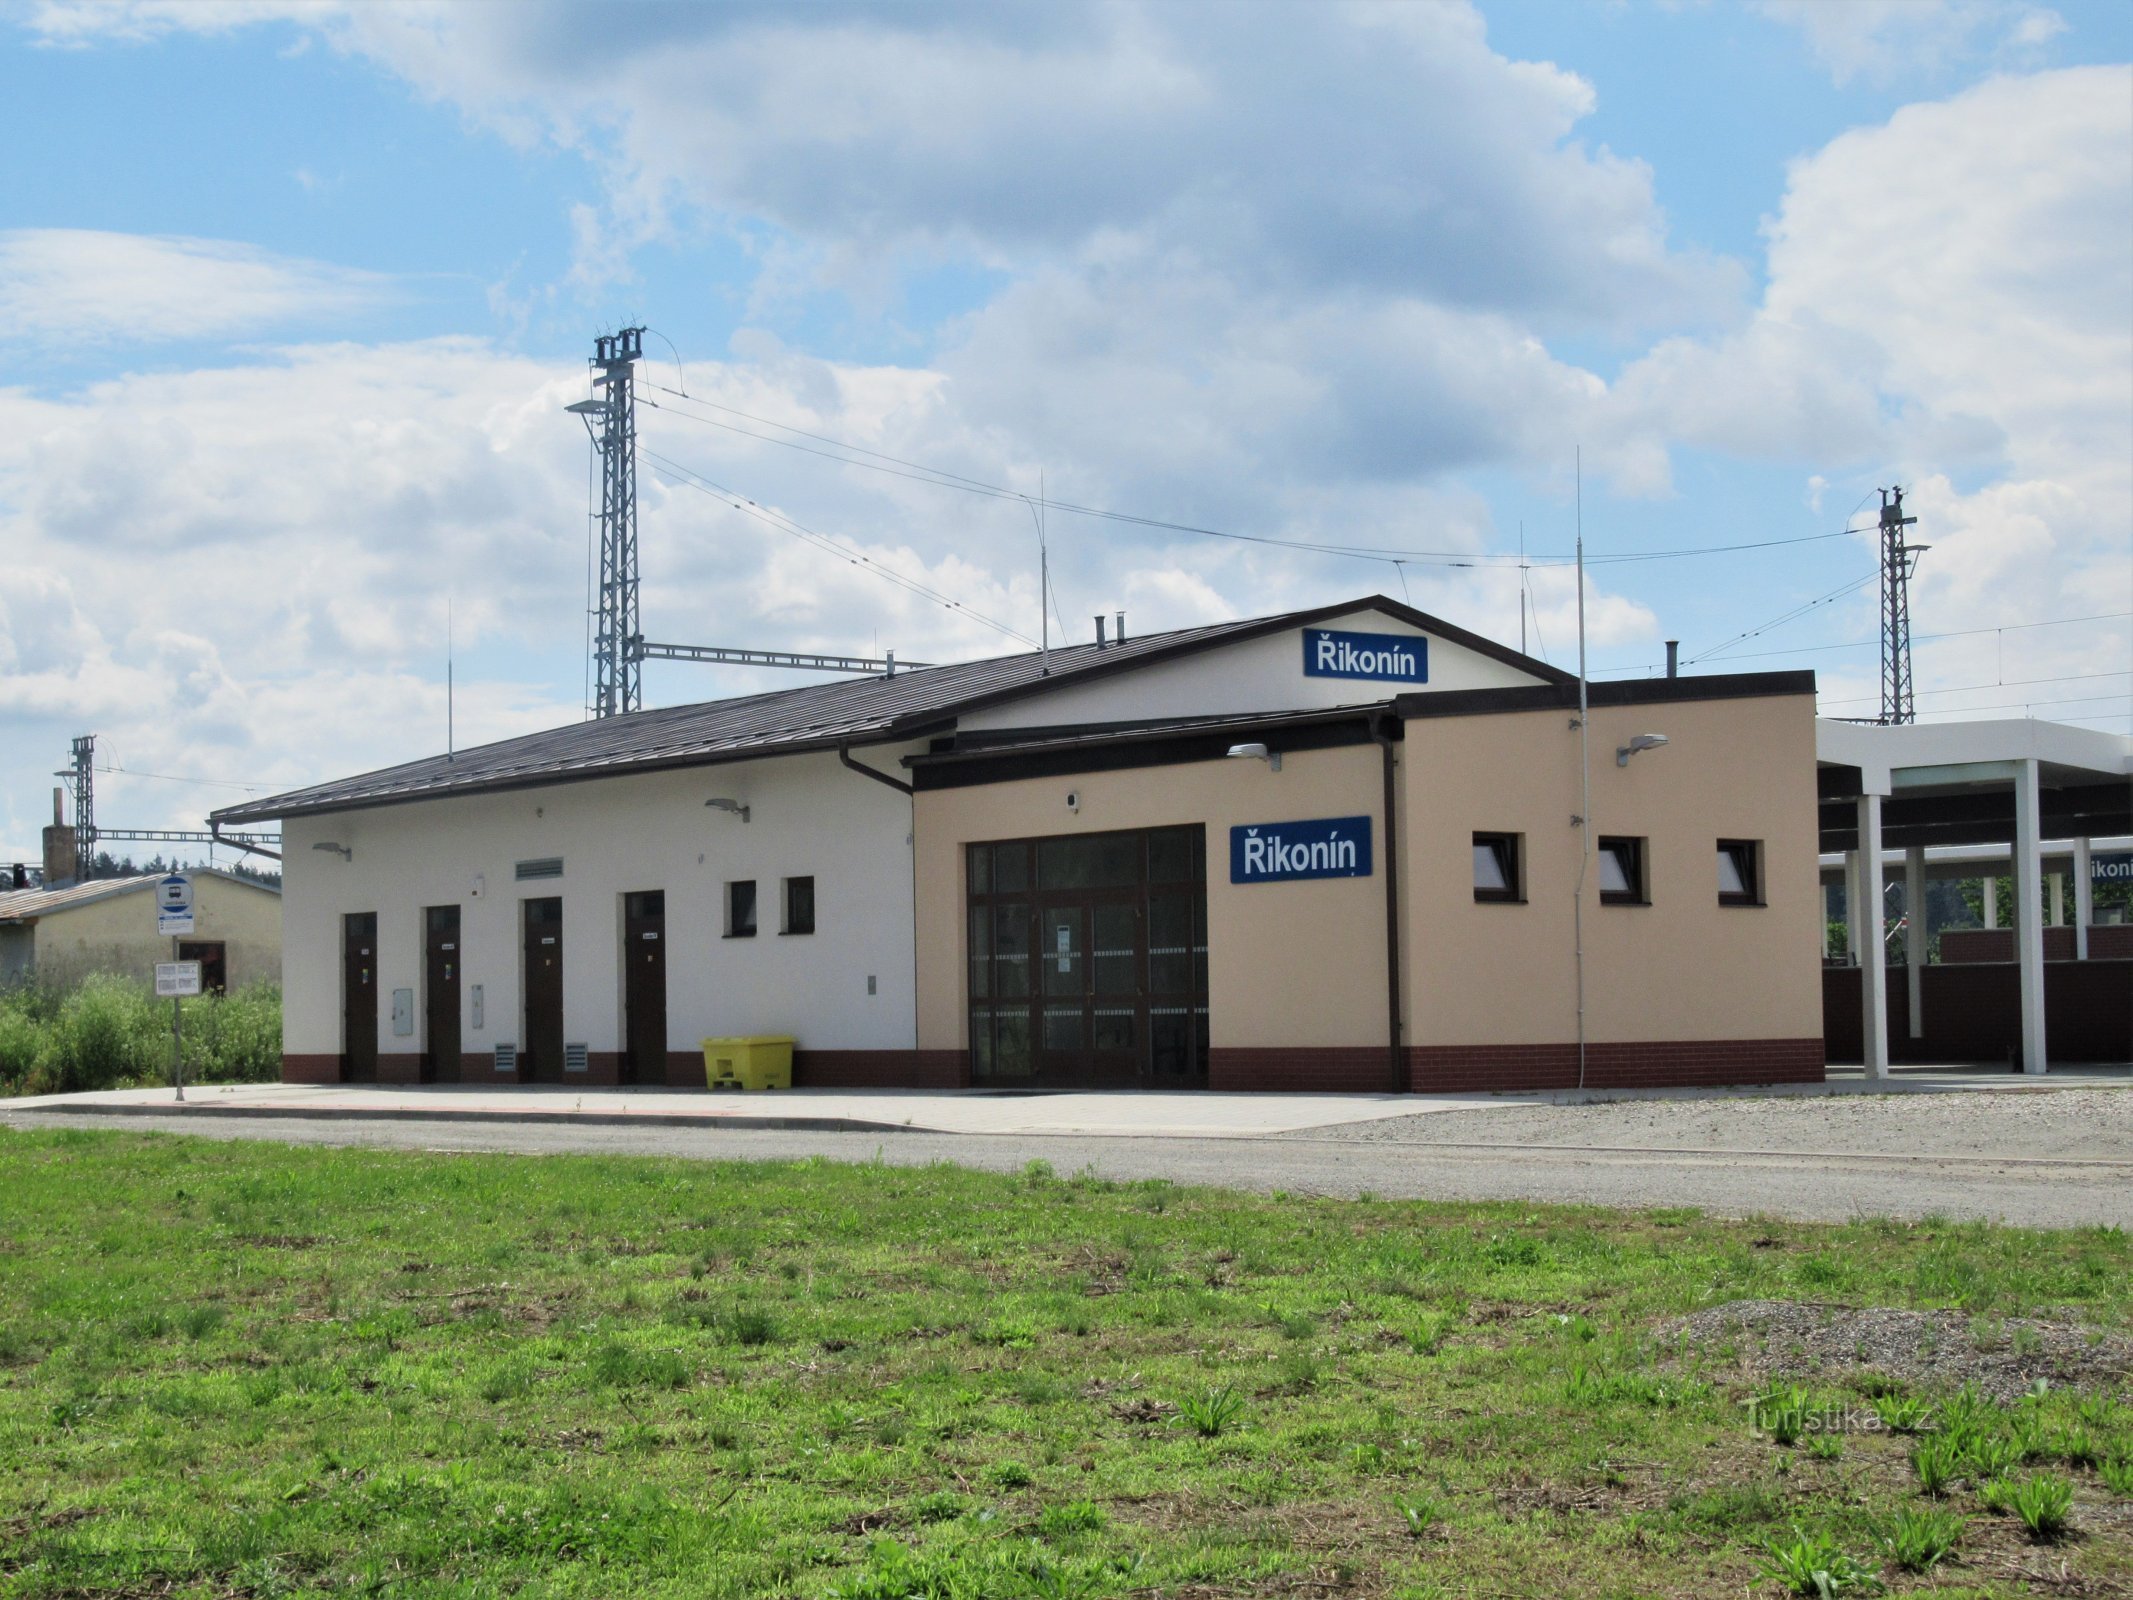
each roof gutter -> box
[838,741,913,797]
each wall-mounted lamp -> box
[311,841,353,861]
[705,797,751,823]
[1616,733,1670,768]
[1226,742,1282,773]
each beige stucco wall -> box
[32,875,283,990]
[913,743,1393,1053]
[1402,691,1822,1045]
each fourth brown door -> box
[622,891,667,1084]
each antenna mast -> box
[580,327,644,719]
[1876,485,1925,725]
[56,734,95,868]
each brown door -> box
[622,890,667,1084]
[424,905,461,1082]
[342,912,377,1082]
[522,897,564,1082]
[967,828,1207,1090]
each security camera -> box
[1065,791,1080,813]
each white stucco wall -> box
[958,610,1547,734]
[280,744,921,1065]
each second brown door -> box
[522,897,563,1082]
[622,891,667,1084]
[424,905,461,1082]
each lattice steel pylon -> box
[580,327,644,719]
[55,734,95,865]
[1876,485,1925,725]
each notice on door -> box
[1056,925,1072,972]
[1230,816,1374,884]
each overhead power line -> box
[1819,668,2132,708]
[642,450,1039,648]
[641,386,1869,571]
[1683,573,1880,665]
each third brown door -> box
[522,897,563,1082]
[424,905,461,1082]
[622,891,667,1084]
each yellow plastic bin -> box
[702,1036,795,1091]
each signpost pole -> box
[171,931,185,1102]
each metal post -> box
[1905,846,1926,1041]
[1843,849,1862,966]
[2049,871,2064,928]
[2012,761,2047,1074]
[587,328,643,719]
[1982,875,1998,930]
[2073,836,2093,960]
[1858,794,1888,1079]
[1877,486,1922,725]
[170,932,185,1103]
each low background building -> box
[0,870,282,991]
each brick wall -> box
[1209,1047,1400,1093]
[1822,959,2133,1065]
[793,1050,970,1089]
[1406,1039,1824,1094]
[1941,928,2078,963]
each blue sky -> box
[1,0,2128,859]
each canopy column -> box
[1905,845,1926,1040]
[2012,759,2047,1074]
[1858,793,1888,1079]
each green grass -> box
[2,1130,2131,1598]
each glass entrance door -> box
[968,826,1207,1088]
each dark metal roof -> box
[212,595,1566,824]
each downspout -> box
[837,741,914,796]
[1368,711,1405,1093]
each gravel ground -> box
[1661,1299,2133,1402]
[1284,1086,2133,1163]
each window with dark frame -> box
[1597,836,1647,906]
[1717,839,1762,907]
[782,875,816,935]
[726,879,757,937]
[1472,833,1522,903]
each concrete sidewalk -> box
[1,1081,1504,1138]
[7,1063,2125,1139]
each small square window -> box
[725,879,757,938]
[782,875,816,935]
[1597,836,1646,906]
[1472,832,1522,903]
[1718,840,1762,907]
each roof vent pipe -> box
[1665,640,1679,679]
[1094,616,1107,649]
[1115,611,1125,644]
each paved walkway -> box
[7,1062,2125,1138]
[0,1081,1496,1138]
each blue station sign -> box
[1230,815,1374,884]
[2094,853,2132,885]
[1302,627,1428,683]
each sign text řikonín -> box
[1230,816,1374,884]
[1301,627,1428,683]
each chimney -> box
[1665,640,1679,679]
[1094,616,1107,649]
[1115,611,1125,644]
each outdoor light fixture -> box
[1616,733,1670,768]
[311,841,352,861]
[564,400,604,415]
[705,797,751,823]
[1226,742,1282,772]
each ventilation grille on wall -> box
[515,857,564,881]
[564,1042,589,1074]
[493,1042,518,1074]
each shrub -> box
[1756,1528,1882,1596]
[1872,1506,1963,1572]
[2007,1473,2074,1541]
[183,984,282,1083]
[49,974,165,1093]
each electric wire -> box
[1819,668,2132,707]
[641,450,1039,648]
[642,386,1871,570]
[1682,573,1880,665]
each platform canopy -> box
[1815,718,2133,1078]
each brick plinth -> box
[1208,1047,1400,1093]
[1406,1038,1824,1093]
[792,1050,969,1089]
[281,1054,342,1084]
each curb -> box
[9,1102,925,1136]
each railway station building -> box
[213,596,1830,1094]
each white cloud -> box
[1756,0,2067,86]
[1610,66,2133,720]
[0,229,390,345]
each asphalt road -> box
[8,1105,2130,1227]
